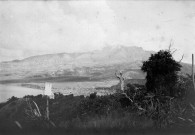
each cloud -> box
[107,1,195,63]
[0,0,116,61]
[0,1,195,63]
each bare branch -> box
[121,93,133,102]
[171,49,177,55]
[115,70,124,79]
[168,39,174,52]
[179,54,184,63]
[32,101,42,117]
[119,70,123,75]
[15,121,22,129]
[168,44,171,52]
[115,72,121,79]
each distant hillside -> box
[0,46,191,83]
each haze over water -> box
[0,84,43,103]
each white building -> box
[44,82,54,99]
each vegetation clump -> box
[141,50,181,97]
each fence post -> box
[44,82,53,120]
[46,96,49,120]
[192,54,195,91]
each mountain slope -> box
[0,46,190,83]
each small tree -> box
[141,50,181,97]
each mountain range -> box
[0,46,191,83]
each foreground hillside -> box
[0,82,195,134]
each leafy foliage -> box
[123,75,195,129]
[141,50,181,97]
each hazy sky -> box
[0,0,195,63]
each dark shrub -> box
[89,92,97,99]
[141,50,181,97]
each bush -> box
[141,50,181,97]
[7,96,19,104]
[89,92,97,99]
[77,94,122,118]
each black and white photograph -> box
[0,0,195,134]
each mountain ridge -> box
[0,46,191,83]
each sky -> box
[0,0,195,63]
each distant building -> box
[44,82,54,99]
